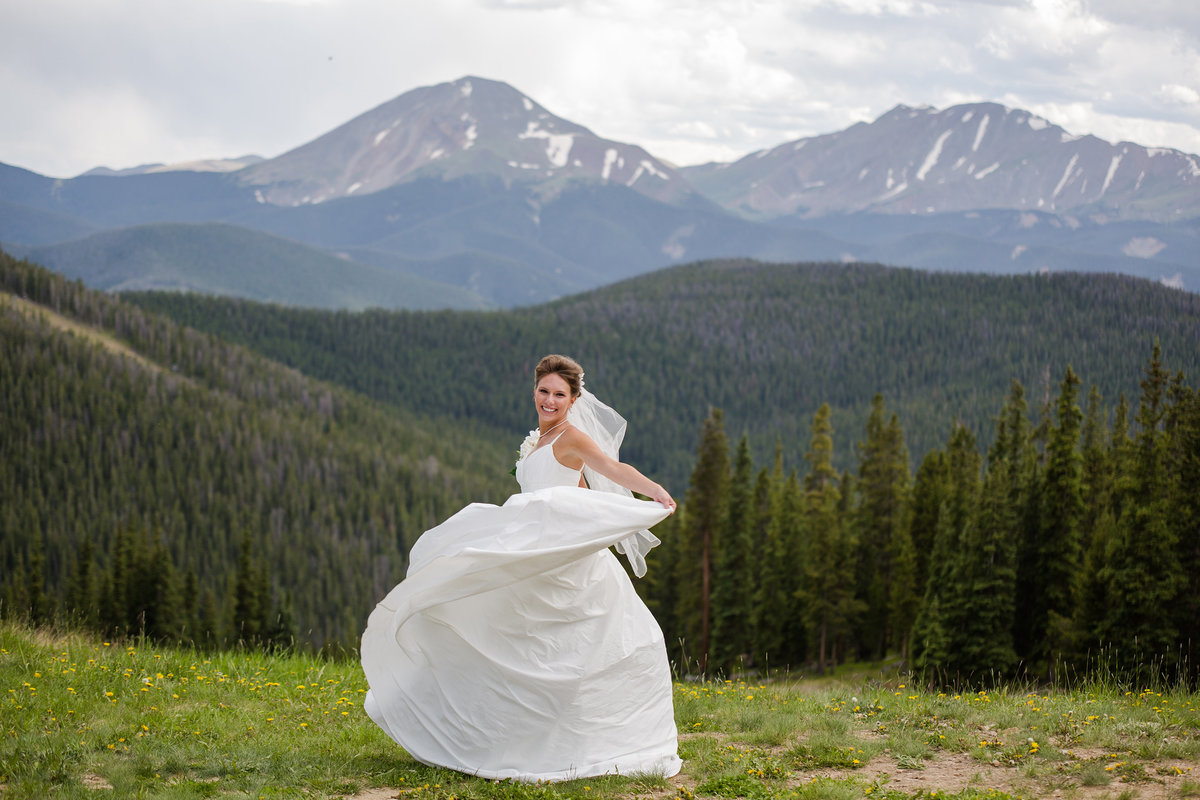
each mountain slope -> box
[9,221,490,310]
[226,174,853,305]
[0,249,512,648]
[681,102,1200,223]
[237,76,701,208]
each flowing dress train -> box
[361,434,681,782]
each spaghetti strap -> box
[532,429,568,455]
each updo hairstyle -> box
[534,354,584,398]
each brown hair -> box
[534,354,584,398]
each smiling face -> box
[534,372,577,430]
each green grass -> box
[3,623,1199,799]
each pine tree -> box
[907,448,948,596]
[675,408,730,675]
[267,590,300,652]
[992,381,1041,663]
[197,587,224,649]
[1102,344,1185,675]
[1071,385,1112,657]
[66,533,97,628]
[964,450,1019,679]
[754,459,803,674]
[1165,375,1200,684]
[798,404,859,674]
[233,530,265,645]
[1037,366,1084,671]
[105,524,135,635]
[26,531,48,624]
[914,423,984,680]
[145,539,182,642]
[854,394,912,660]
[710,436,758,675]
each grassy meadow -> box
[2,622,1198,800]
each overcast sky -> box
[3,0,1199,178]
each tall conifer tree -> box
[1037,366,1084,671]
[711,436,757,674]
[1102,343,1184,673]
[676,408,730,674]
[799,404,859,673]
[854,394,912,659]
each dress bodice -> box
[515,434,583,492]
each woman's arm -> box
[556,427,676,511]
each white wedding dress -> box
[361,433,682,782]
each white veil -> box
[567,387,662,577]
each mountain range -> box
[2,76,1199,308]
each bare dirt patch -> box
[1,290,163,374]
[81,772,114,791]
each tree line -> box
[645,345,1199,686]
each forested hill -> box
[127,260,1200,491]
[0,251,512,650]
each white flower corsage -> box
[516,430,540,467]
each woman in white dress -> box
[361,354,682,782]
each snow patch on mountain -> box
[1101,155,1122,197]
[975,162,1000,179]
[628,159,668,186]
[878,181,908,202]
[519,122,574,168]
[602,149,620,181]
[917,130,953,181]
[972,115,989,152]
[1053,154,1080,199]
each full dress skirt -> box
[361,438,681,782]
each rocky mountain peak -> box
[682,100,1200,223]
[237,76,693,207]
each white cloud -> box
[1159,84,1200,106]
[0,0,1198,177]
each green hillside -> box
[126,259,1200,491]
[0,250,511,650]
[8,221,491,310]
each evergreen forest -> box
[125,259,1200,491]
[4,249,1200,685]
[1,250,511,651]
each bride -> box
[361,354,682,782]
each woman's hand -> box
[649,485,676,513]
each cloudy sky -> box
[3,0,1199,178]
